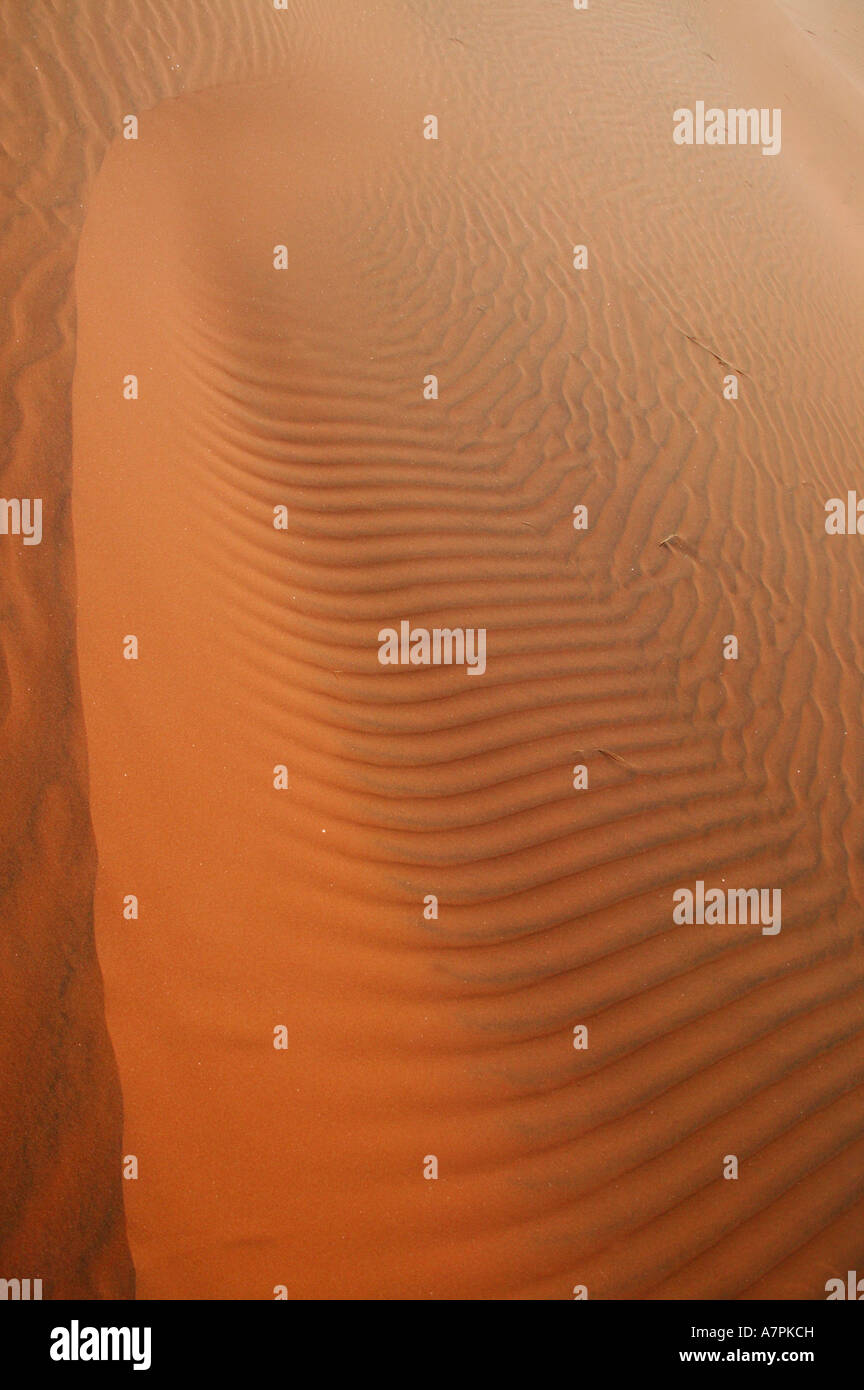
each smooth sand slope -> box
[71,0,864,1298]
[0,0,297,1300]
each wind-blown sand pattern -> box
[4,0,864,1299]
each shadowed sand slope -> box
[0,0,300,1299]
[70,0,864,1298]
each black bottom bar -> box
[4,1298,857,1377]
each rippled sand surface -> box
[5,0,864,1299]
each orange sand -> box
[5,0,864,1299]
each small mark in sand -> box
[680,330,749,378]
[575,746,639,773]
[659,533,697,559]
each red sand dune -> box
[4,0,864,1299]
[0,0,296,1301]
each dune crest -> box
[0,0,302,1300]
